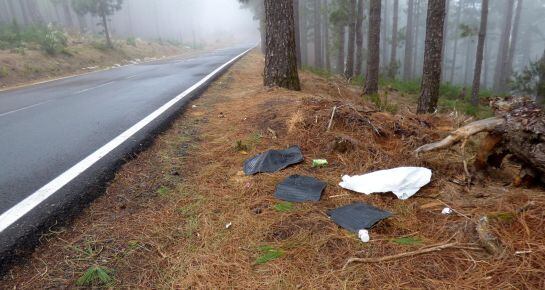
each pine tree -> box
[354,0,365,76]
[403,0,414,80]
[471,0,489,106]
[345,0,356,78]
[417,0,446,113]
[363,0,381,95]
[71,0,123,48]
[263,0,301,91]
[388,0,399,78]
[493,0,514,93]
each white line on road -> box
[0,100,52,118]
[125,74,139,79]
[0,46,253,233]
[75,81,116,94]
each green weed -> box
[392,236,423,246]
[76,265,113,286]
[255,245,283,265]
[274,202,294,212]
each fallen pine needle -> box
[342,242,482,269]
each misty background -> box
[0,0,260,46]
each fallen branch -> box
[327,106,337,132]
[415,117,505,155]
[343,242,481,269]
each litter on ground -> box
[358,229,370,243]
[327,202,392,233]
[243,146,304,175]
[339,167,432,200]
[441,207,453,215]
[274,175,326,202]
[312,159,328,168]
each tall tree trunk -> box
[345,0,357,78]
[294,0,301,69]
[323,0,331,71]
[300,0,308,66]
[336,24,345,74]
[381,0,389,70]
[441,0,450,81]
[483,36,490,88]
[412,0,421,79]
[505,0,522,83]
[313,0,323,68]
[537,49,545,104]
[471,0,489,106]
[403,0,414,80]
[449,0,463,83]
[264,0,301,91]
[388,0,399,79]
[363,0,381,95]
[354,0,365,76]
[493,0,514,93]
[61,1,74,28]
[417,0,446,113]
[101,13,113,48]
[464,37,472,85]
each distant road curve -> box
[0,44,254,269]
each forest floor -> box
[2,50,545,289]
[0,36,204,90]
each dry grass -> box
[2,50,545,289]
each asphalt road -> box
[0,45,252,268]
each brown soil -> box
[0,37,200,90]
[2,50,545,289]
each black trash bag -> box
[274,175,326,202]
[327,202,392,233]
[243,146,303,175]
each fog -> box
[0,0,260,46]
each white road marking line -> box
[0,46,253,233]
[0,100,52,117]
[125,74,139,79]
[75,81,116,94]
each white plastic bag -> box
[358,229,370,243]
[339,167,432,200]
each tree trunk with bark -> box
[323,0,330,71]
[417,97,545,184]
[403,0,414,80]
[537,49,545,104]
[471,0,489,106]
[294,0,301,69]
[441,0,450,82]
[264,0,301,91]
[506,0,523,83]
[449,0,463,83]
[354,0,365,77]
[412,0,421,79]
[388,0,399,78]
[345,0,357,78]
[101,12,113,48]
[336,24,345,74]
[313,0,323,68]
[493,0,514,93]
[417,0,446,114]
[381,0,389,70]
[363,0,381,95]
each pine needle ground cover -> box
[3,51,545,289]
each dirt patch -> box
[2,50,545,289]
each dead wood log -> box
[416,97,545,182]
[415,117,505,154]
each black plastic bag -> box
[327,202,392,232]
[243,146,303,175]
[274,175,326,202]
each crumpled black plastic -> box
[243,146,304,175]
[327,202,392,232]
[274,175,326,202]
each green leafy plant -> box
[76,265,113,286]
[274,202,293,212]
[392,236,423,246]
[255,246,283,265]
